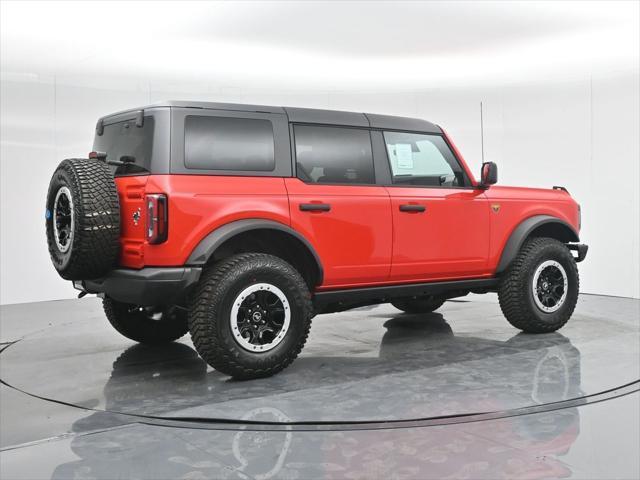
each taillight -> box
[146,194,168,244]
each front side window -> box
[184,116,275,171]
[384,131,467,187]
[294,125,375,184]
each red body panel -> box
[114,176,149,269]
[285,178,392,286]
[116,175,290,268]
[484,186,580,273]
[114,174,580,290]
[386,187,491,282]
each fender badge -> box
[132,208,141,225]
[491,204,501,213]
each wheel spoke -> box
[269,313,285,326]
[257,325,276,344]
[240,327,254,343]
[265,294,280,308]
[257,289,272,305]
[551,284,563,297]
[245,293,258,306]
[237,315,252,328]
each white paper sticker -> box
[396,144,413,169]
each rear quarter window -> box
[184,116,275,171]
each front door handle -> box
[399,204,426,213]
[300,203,331,212]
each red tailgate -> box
[114,176,149,268]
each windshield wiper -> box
[95,153,149,174]
[106,155,135,167]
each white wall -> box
[1,71,638,304]
[1,1,638,304]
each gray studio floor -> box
[1,293,638,479]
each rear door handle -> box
[300,203,331,212]
[399,204,426,213]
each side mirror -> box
[480,161,498,188]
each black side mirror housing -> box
[480,161,498,188]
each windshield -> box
[93,117,155,176]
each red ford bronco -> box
[46,101,588,379]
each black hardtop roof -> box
[101,100,442,133]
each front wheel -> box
[498,237,579,333]
[103,298,189,344]
[188,253,313,379]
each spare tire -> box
[46,158,120,280]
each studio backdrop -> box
[1,1,638,304]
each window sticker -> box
[395,144,413,169]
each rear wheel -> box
[103,298,189,344]
[188,253,313,379]
[391,296,446,314]
[498,237,579,333]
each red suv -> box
[45,101,588,379]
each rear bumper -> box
[79,267,202,306]
[567,243,588,262]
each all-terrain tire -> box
[188,253,313,379]
[498,237,579,333]
[103,298,189,344]
[46,158,120,280]
[392,296,446,314]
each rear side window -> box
[294,125,375,184]
[184,116,275,171]
[384,131,467,187]
[93,117,155,176]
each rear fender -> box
[186,219,324,285]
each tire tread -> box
[188,253,312,379]
[498,237,579,333]
[46,158,120,280]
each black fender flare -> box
[186,219,324,284]
[496,215,579,274]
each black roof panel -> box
[284,107,369,127]
[365,113,440,133]
[100,101,441,133]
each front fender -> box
[496,215,579,274]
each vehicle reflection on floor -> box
[51,312,583,480]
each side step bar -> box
[313,278,499,314]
